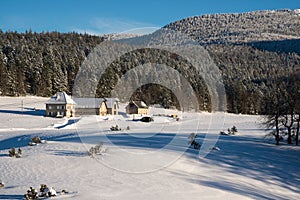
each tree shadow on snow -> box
[182,135,300,199]
[55,119,80,129]
[0,194,24,199]
[0,109,46,117]
[0,135,30,150]
[46,149,86,157]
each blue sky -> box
[0,0,299,34]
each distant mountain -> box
[165,9,300,45]
[0,10,299,114]
[162,9,300,113]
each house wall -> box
[107,102,119,115]
[99,102,107,116]
[66,103,75,118]
[46,103,75,118]
[46,104,66,117]
[76,108,100,116]
[126,106,138,114]
[138,108,149,115]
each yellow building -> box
[126,101,149,115]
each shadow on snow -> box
[0,109,46,117]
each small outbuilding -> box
[126,101,149,115]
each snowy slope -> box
[0,97,299,200]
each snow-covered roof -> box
[105,98,119,109]
[127,101,148,108]
[73,98,119,109]
[46,92,76,105]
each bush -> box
[8,148,16,157]
[8,148,22,158]
[88,142,105,157]
[227,126,238,135]
[0,181,4,188]
[110,125,121,131]
[24,184,57,199]
[29,136,46,146]
[31,136,41,143]
[24,187,39,200]
[188,133,201,150]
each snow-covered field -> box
[0,97,300,199]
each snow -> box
[0,97,300,199]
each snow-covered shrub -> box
[8,148,16,157]
[110,125,121,131]
[9,147,23,158]
[88,142,105,157]
[0,181,4,188]
[17,148,22,157]
[188,133,200,149]
[25,184,57,199]
[29,136,46,146]
[31,136,41,143]
[24,187,39,200]
[227,126,238,135]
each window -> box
[48,105,52,109]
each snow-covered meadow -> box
[0,97,299,199]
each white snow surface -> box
[0,97,300,199]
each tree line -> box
[263,72,300,145]
[0,30,104,96]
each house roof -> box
[105,98,119,109]
[73,98,119,109]
[127,101,148,108]
[46,92,76,105]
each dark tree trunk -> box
[296,119,300,146]
[287,127,292,144]
[275,116,280,145]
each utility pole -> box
[21,100,24,114]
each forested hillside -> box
[0,10,299,114]
[165,9,300,114]
[0,31,104,96]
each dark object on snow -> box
[31,136,41,143]
[88,142,105,157]
[227,126,238,135]
[39,184,48,197]
[61,189,69,195]
[9,147,22,158]
[18,148,22,157]
[190,140,201,150]
[140,116,154,122]
[9,148,16,157]
[220,131,228,135]
[24,187,39,200]
[0,181,4,188]
[110,125,121,131]
[188,133,201,149]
